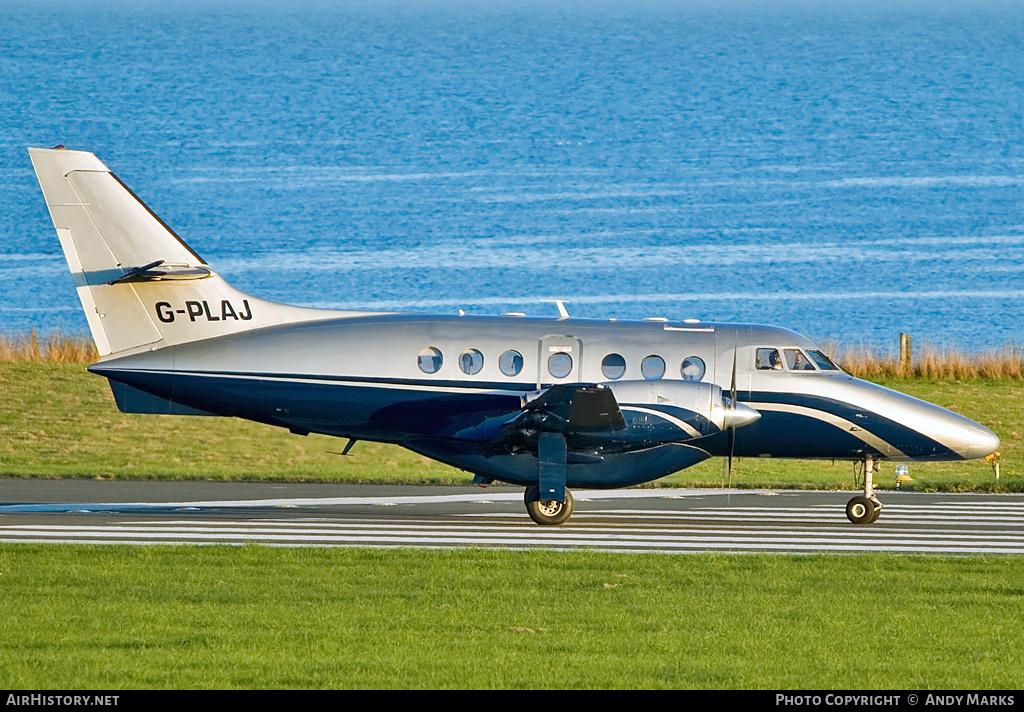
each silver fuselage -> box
[90,313,998,488]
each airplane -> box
[28,146,1001,526]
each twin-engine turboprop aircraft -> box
[29,147,1000,525]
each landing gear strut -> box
[846,458,883,525]
[524,486,574,526]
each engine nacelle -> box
[605,380,758,436]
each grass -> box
[0,361,1018,490]
[0,545,1022,689]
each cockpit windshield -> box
[756,346,841,373]
[807,349,840,371]
[785,349,815,370]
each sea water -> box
[2,0,1023,351]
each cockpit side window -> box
[807,350,840,371]
[785,348,815,371]
[755,348,783,371]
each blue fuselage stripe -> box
[92,367,962,462]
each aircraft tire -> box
[845,496,876,525]
[524,486,574,526]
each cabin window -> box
[808,350,840,371]
[601,353,626,380]
[418,346,443,374]
[785,349,815,371]
[641,355,666,380]
[548,352,573,379]
[756,348,783,371]
[681,356,706,382]
[499,350,524,377]
[459,349,484,375]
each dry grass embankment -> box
[835,344,1024,380]
[0,331,97,363]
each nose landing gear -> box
[846,458,883,524]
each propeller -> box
[723,346,738,490]
[720,345,762,494]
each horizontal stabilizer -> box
[107,260,212,285]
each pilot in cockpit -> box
[786,348,816,370]
[756,348,784,370]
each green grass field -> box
[0,362,1019,491]
[0,545,1022,689]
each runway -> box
[1,481,1023,554]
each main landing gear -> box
[846,458,883,525]
[524,485,574,526]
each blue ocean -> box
[2,0,1023,351]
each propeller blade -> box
[725,343,739,491]
[730,344,738,406]
[725,427,734,484]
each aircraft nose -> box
[964,423,1000,460]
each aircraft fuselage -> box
[90,313,997,490]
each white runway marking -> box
[0,487,737,513]
[2,493,1023,554]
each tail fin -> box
[30,147,343,357]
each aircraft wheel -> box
[868,501,882,523]
[524,486,574,526]
[846,496,876,525]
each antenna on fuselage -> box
[545,300,570,320]
[327,439,359,457]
